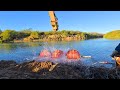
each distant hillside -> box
[104,30,120,39]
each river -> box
[0,38,120,68]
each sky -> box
[0,11,120,34]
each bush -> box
[30,31,39,39]
[0,30,17,42]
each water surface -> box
[0,38,119,67]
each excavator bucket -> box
[48,11,58,31]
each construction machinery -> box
[48,11,58,31]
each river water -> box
[0,38,120,68]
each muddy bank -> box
[0,60,119,79]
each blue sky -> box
[0,11,120,34]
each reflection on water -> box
[0,42,43,52]
[0,38,120,68]
[0,43,17,52]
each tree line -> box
[0,29,103,43]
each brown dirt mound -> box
[14,60,54,73]
[0,60,120,79]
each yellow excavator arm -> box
[48,11,58,31]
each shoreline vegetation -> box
[0,60,120,79]
[0,29,103,43]
[104,30,120,39]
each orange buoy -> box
[66,49,80,60]
[116,57,120,65]
[51,50,64,59]
[39,49,51,57]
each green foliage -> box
[15,32,26,39]
[80,33,86,39]
[39,32,45,35]
[69,31,77,35]
[0,30,17,42]
[20,29,32,37]
[0,40,2,43]
[42,30,102,40]
[30,31,39,39]
[38,32,45,39]
[104,30,120,39]
[61,30,70,37]
[0,29,103,42]
[44,31,54,35]
[85,32,103,39]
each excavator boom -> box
[48,11,58,31]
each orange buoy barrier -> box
[39,49,51,57]
[51,50,64,59]
[66,49,80,60]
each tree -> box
[0,30,17,42]
[62,31,69,37]
[20,28,32,37]
[80,33,85,39]
[69,31,76,35]
[39,32,45,35]
[30,31,39,39]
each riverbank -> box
[13,38,86,43]
[0,30,103,43]
[0,60,119,79]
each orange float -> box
[115,57,120,65]
[51,50,64,59]
[39,49,51,57]
[66,49,81,60]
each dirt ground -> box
[0,60,120,79]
